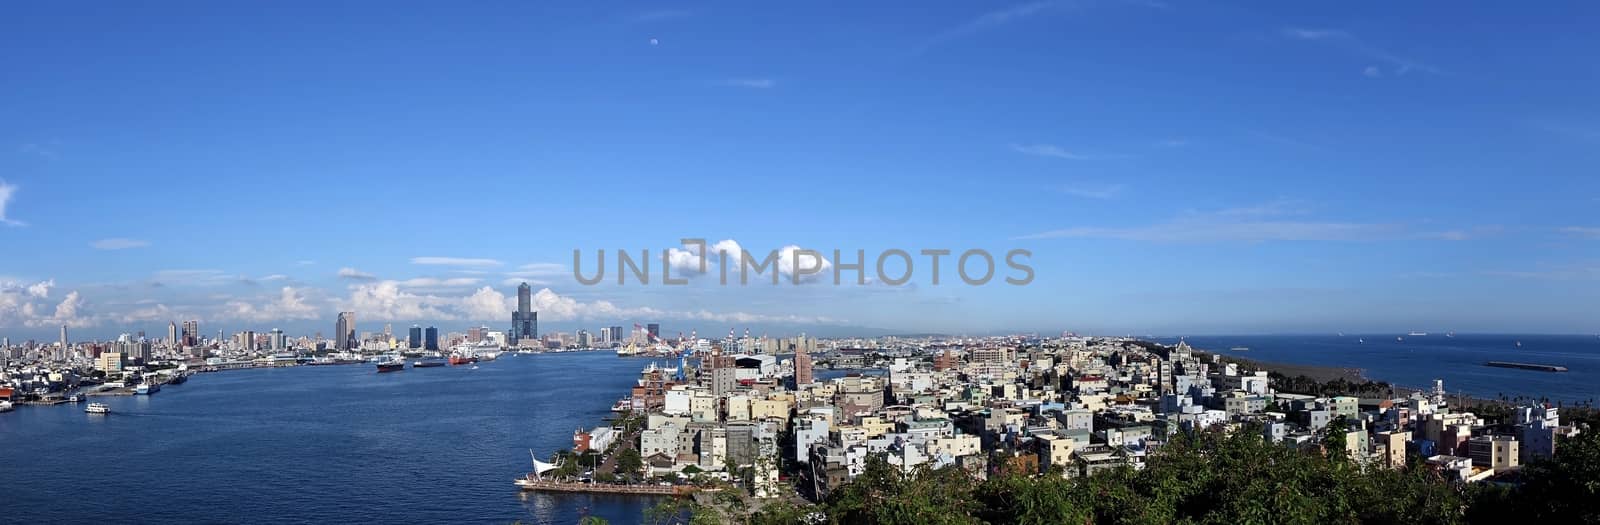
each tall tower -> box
[511,282,537,345]
[794,339,813,387]
[336,311,356,351]
[167,321,179,349]
[182,320,200,347]
[58,325,69,360]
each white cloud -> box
[460,286,512,321]
[26,279,53,299]
[411,256,504,268]
[21,290,94,328]
[152,269,238,287]
[516,262,567,276]
[91,238,151,250]
[220,287,321,323]
[1011,143,1092,160]
[396,277,482,288]
[923,1,1061,52]
[724,78,776,89]
[1281,27,1441,76]
[1363,66,1382,78]
[260,274,290,282]
[338,267,378,281]
[1560,226,1600,239]
[0,180,23,227]
[1015,203,1410,242]
[341,281,458,321]
[1059,184,1124,200]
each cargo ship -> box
[1484,361,1567,372]
[412,359,447,368]
[376,361,406,373]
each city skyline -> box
[3,2,1599,339]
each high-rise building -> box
[424,326,439,351]
[270,328,287,351]
[511,282,537,346]
[167,322,179,348]
[468,326,485,343]
[794,342,814,387]
[646,323,660,341]
[182,320,200,347]
[408,325,422,349]
[610,326,624,343]
[336,312,356,351]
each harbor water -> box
[1161,334,1600,403]
[0,352,667,524]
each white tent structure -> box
[529,450,561,480]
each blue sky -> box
[2,1,1598,340]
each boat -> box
[1485,361,1566,372]
[1516,341,1523,348]
[67,394,82,403]
[85,403,110,414]
[135,383,160,395]
[611,398,633,412]
[1407,331,1428,336]
[1396,336,1403,342]
[1229,346,1250,352]
[376,361,406,373]
[449,354,478,366]
[166,373,188,385]
[1358,338,1365,344]
[412,359,447,368]
[0,400,13,413]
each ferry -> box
[85,403,110,414]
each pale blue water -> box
[0,352,664,524]
[1158,334,1600,403]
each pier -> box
[1484,361,1568,372]
[513,478,692,497]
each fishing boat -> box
[85,403,110,414]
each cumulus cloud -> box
[338,267,378,281]
[0,180,23,227]
[460,286,512,321]
[1,279,96,328]
[221,287,321,323]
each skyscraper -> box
[182,320,200,347]
[511,282,537,346]
[646,323,660,341]
[408,325,422,349]
[794,342,814,387]
[336,311,356,351]
[424,326,439,351]
[167,321,179,349]
[58,325,69,360]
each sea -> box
[0,351,671,524]
[4,335,1595,523]
[1153,334,1600,404]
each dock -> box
[1484,361,1568,372]
[513,478,692,497]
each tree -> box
[617,448,644,477]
